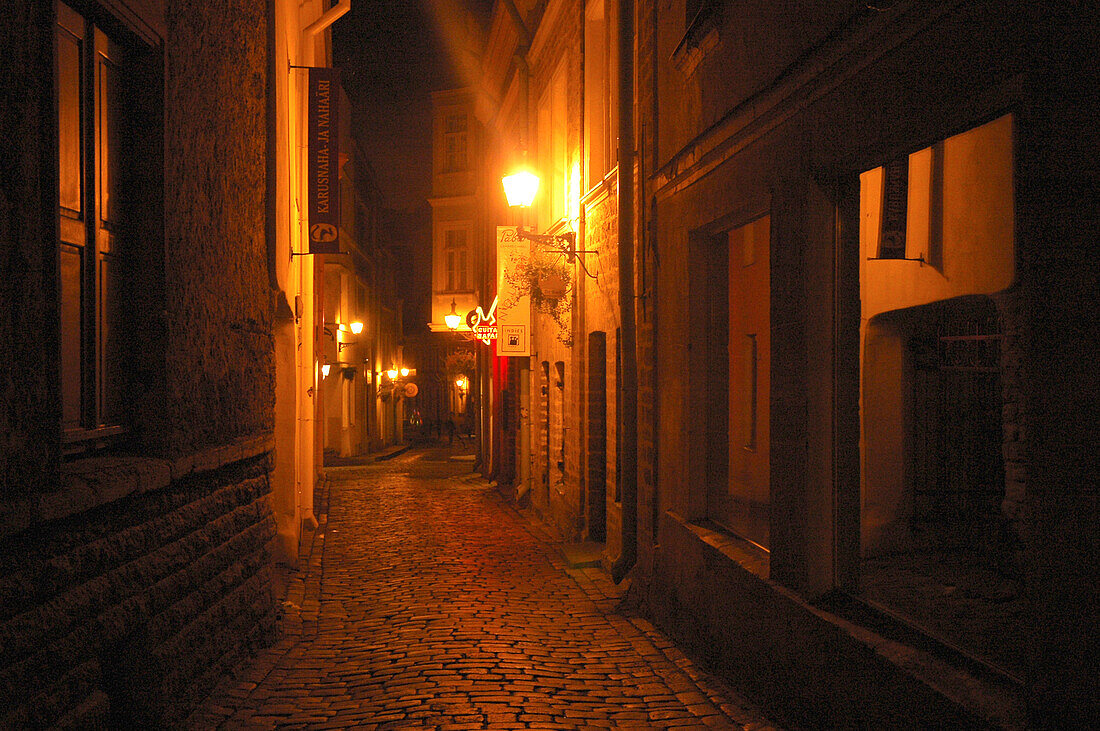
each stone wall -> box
[160,0,274,457]
[0,1,280,725]
[0,3,58,498]
[0,442,277,727]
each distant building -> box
[426,88,487,448]
[320,91,404,460]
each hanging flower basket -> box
[501,249,574,346]
[539,271,569,300]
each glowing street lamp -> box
[348,320,363,335]
[444,298,463,331]
[502,169,540,208]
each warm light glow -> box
[400,367,410,378]
[321,363,331,378]
[349,321,363,335]
[444,298,462,330]
[568,159,581,223]
[502,169,540,208]
[468,296,500,345]
[456,376,468,390]
[387,368,398,380]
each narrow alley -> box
[187,446,780,730]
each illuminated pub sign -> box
[308,67,340,254]
[466,298,498,346]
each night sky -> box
[333,0,493,211]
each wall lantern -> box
[400,367,410,378]
[321,363,331,379]
[444,298,463,331]
[324,321,364,354]
[502,167,596,279]
[386,366,399,381]
[502,169,540,208]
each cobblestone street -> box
[188,446,780,729]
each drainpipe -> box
[612,0,637,583]
[304,0,351,38]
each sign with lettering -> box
[308,67,340,254]
[496,226,531,356]
[466,296,498,345]
[879,156,908,259]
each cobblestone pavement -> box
[188,446,780,730]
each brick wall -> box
[582,190,621,546]
[636,0,659,568]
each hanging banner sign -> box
[308,67,340,254]
[496,226,531,356]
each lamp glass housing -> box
[444,298,462,330]
[502,169,540,208]
[349,321,363,335]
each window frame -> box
[442,224,471,293]
[56,1,137,449]
[584,0,619,192]
[442,112,468,173]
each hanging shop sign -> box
[496,226,531,356]
[308,67,340,254]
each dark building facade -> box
[468,0,1097,727]
[1,1,277,725]
[635,1,1097,727]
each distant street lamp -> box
[444,298,463,331]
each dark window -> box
[443,113,467,172]
[57,2,153,449]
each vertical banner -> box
[496,226,531,356]
[308,67,340,254]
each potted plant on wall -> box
[501,248,574,346]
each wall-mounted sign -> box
[308,67,340,254]
[496,226,531,356]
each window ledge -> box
[671,4,722,76]
[583,166,618,209]
[3,432,274,539]
[681,514,770,578]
